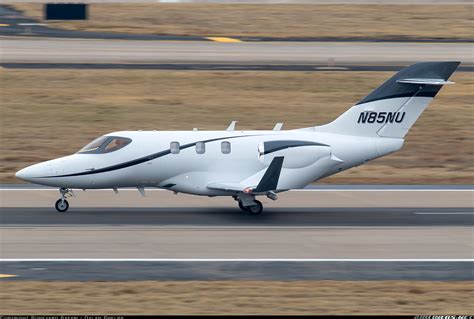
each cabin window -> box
[77,136,131,154]
[170,141,180,154]
[196,141,205,154]
[221,141,231,154]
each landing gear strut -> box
[55,187,73,212]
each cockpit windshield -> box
[77,136,132,154]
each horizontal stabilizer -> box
[397,78,454,85]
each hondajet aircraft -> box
[16,61,460,214]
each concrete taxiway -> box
[2,63,474,72]
[1,38,472,65]
[3,0,471,4]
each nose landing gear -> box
[55,198,69,212]
[55,187,74,212]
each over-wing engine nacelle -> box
[258,140,331,169]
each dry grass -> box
[1,280,473,314]
[0,69,473,184]
[11,3,474,40]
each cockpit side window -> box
[103,137,131,153]
[77,136,109,153]
[77,136,132,154]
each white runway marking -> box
[1,259,473,262]
[413,212,474,215]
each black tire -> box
[238,201,248,212]
[55,199,69,212]
[247,200,263,215]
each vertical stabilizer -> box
[316,62,460,138]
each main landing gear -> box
[240,200,263,215]
[235,190,278,215]
[235,194,264,215]
[55,187,74,212]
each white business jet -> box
[16,62,460,214]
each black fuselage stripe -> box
[39,135,256,178]
[355,91,438,105]
[263,141,328,155]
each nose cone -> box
[16,167,33,182]
[15,164,45,182]
[15,168,25,180]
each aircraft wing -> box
[207,156,284,193]
[207,182,245,192]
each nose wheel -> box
[55,199,69,212]
[55,187,74,212]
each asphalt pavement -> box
[1,207,473,227]
[1,260,472,281]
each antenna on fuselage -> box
[226,120,238,131]
[273,123,283,131]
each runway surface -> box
[1,188,472,280]
[1,188,472,208]
[1,207,472,259]
[1,38,472,65]
[2,63,474,72]
[1,207,473,227]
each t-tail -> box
[316,61,460,138]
